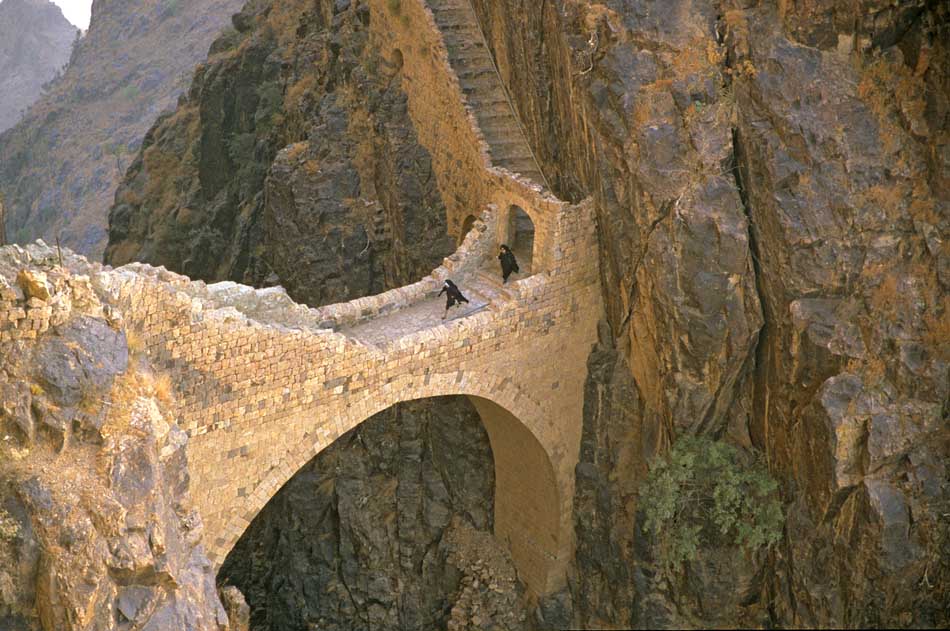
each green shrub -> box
[388,0,401,14]
[639,436,784,572]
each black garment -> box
[439,280,469,310]
[499,249,520,283]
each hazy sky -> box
[51,0,92,30]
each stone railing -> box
[308,205,500,330]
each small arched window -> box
[507,205,534,273]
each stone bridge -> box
[101,0,600,596]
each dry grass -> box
[286,74,317,111]
[125,328,146,355]
[858,56,927,157]
[284,141,309,162]
[151,372,174,404]
[99,366,176,438]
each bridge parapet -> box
[310,205,499,330]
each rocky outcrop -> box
[218,396,531,631]
[0,0,76,133]
[467,0,948,627]
[106,0,455,305]
[0,243,235,630]
[0,0,244,256]
[727,3,948,626]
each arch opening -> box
[215,391,562,624]
[459,213,478,245]
[506,205,534,275]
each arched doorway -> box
[507,205,534,274]
[217,393,561,625]
[459,214,477,245]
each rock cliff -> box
[105,0,455,304]
[0,0,244,256]
[0,243,240,630]
[467,0,947,626]
[0,0,77,133]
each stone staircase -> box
[427,0,547,187]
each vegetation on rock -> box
[640,436,783,572]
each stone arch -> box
[505,205,534,274]
[209,374,564,595]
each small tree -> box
[639,436,784,573]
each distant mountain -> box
[0,0,244,256]
[0,0,77,132]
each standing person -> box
[439,279,469,319]
[498,244,519,283]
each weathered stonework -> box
[2,0,601,601]
[95,185,598,596]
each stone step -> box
[461,84,506,103]
[473,109,519,125]
[459,73,503,92]
[477,121,523,139]
[490,148,535,165]
[495,155,539,169]
[466,94,508,109]
[448,47,493,64]
[486,136,531,151]
[442,36,488,52]
[428,0,548,189]
[431,11,471,28]
[454,65,494,81]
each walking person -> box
[439,279,469,319]
[498,244,519,283]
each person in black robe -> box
[498,244,520,283]
[438,279,469,319]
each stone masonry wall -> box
[93,195,599,595]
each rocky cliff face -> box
[0,243,240,630]
[0,0,76,133]
[105,0,455,304]
[0,0,244,256]
[468,0,948,627]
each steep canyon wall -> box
[467,0,948,627]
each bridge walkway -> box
[344,263,518,347]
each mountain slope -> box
[0,0,244,256]
[0,0,77,132]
